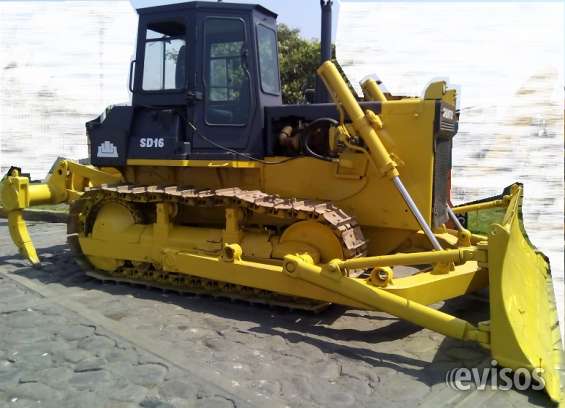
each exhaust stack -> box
[315,0,333,103]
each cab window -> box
[257,25,280,94]
[205,18,250,125]
[142,22,186,91]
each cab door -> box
[130,14,195,160]
[133,15,193,107]
[190,14,255,152]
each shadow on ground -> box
[0,243,554,407]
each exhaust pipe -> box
[315,0,333,103]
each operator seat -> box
[175,45,186,89]
[234,75,251,123]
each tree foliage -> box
[277,24,321,104]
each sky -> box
[130,0,340,40]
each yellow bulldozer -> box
[1,0,562,402]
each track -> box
[67,185,369,311]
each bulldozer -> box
[1,0,562,402]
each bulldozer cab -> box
[128,1,281,158]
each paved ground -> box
[0,220,554,407]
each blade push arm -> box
[0,159,123,264]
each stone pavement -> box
[0,272,249,408]
[0,220,554,407]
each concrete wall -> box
[0,0,137,180]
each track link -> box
[67,184,368,311]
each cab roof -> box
[136,1,277,19]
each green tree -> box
[277,24,356,104]
[277,24,320,104]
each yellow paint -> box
[127,159,261,168]
[7,211,39,265]
[383,261,488,304]
[453,196,510,214]
[487,185,562,403]
[361,77,388,102]
[0,158,122,264]
[318,61,399,179]
[335,246,482,270]
[424,80,446,100]
[77,218,486,308]
[279,220,343,263]
[283,254,489,344]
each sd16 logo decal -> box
[140,138,165,148]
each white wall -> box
[337,1,564,335]
[0,0,137,180]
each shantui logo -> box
[442,107,455,120]
[97,141,118,158]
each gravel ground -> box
[0,219,554,407]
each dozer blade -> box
[485,184,563,402]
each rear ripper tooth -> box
[66,184,368,311]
